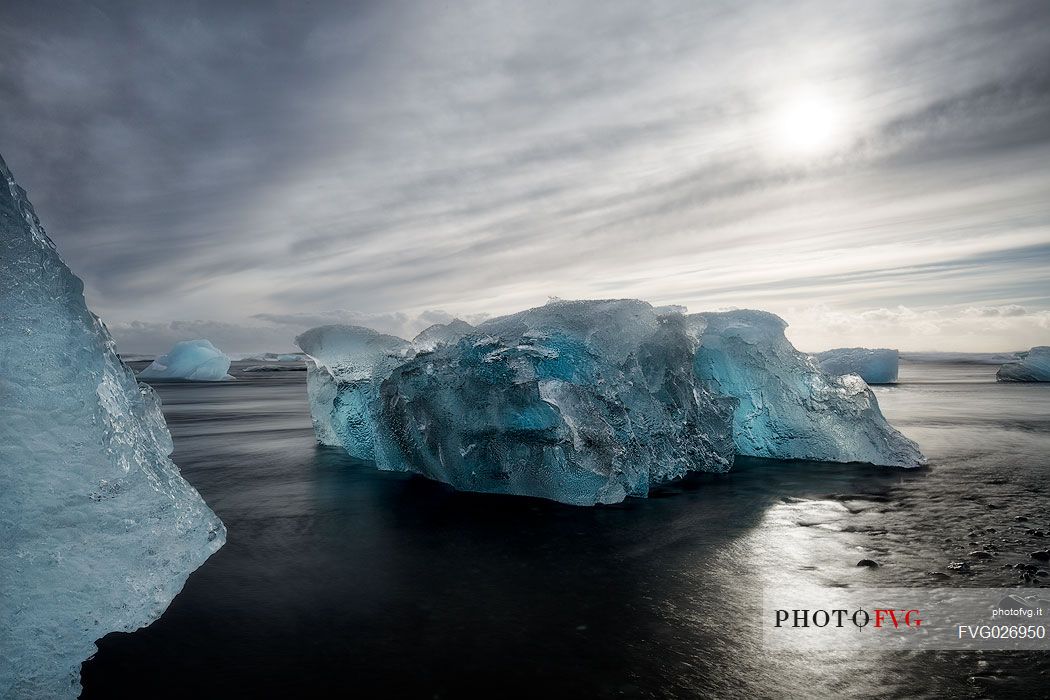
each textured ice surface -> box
[997,346,1050,382]
[300,301,735,505]
[138,339,233,381]
[0,153,225,698]
[296,325,410,457]
[688,310,925,468]
[376,300,736,505]
[816,347,899,384]
[411,318,474,352]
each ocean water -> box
[80,361,1050,699]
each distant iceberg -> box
[139,339,233,381]
[0,153,225,698]
[816,347,899,384]
[997,346,1050,382]
[299,300,924,505]
[238,352,306,362]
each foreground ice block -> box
[0,153,225,698]
[138,339,233,381]
[996,346,1050,382]
[688,310,925,468]
[816,347,899,384]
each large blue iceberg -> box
[138,339,233,381]
[0,153,225,698]
[299,301,924,505]
[815,347,899,384]
[997,346,1050,382]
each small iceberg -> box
[139,339,233,381]
[816,347,899,384]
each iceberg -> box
[688,310,925,468]
[816,347,899,384]
[299,301,925,505]
[138,339,233,381]
[300,301,736,505]
[0,153,225,698]
[238,352,305,362]
[276,353,305,362]
[997,346,1050,382]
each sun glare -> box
[767,90,848,159]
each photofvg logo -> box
[774,607,922,630]
[764,586,1050,650]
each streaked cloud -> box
[1,0,1048,352]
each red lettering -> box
[874,609,901,629]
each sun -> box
[767,90,848,159]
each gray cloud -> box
[2,0,1049,351]
[963,305,1029,318]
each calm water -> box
[81,361,1050,699]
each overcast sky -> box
[2,0,1049,352]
